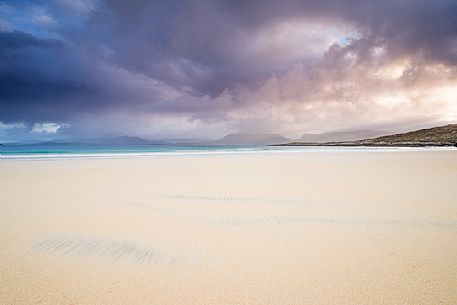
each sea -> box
[0,143,454,159]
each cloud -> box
[31,122,70,134]
[57,0,98,16]
[0,121,27,142]
[0,121,26,133]
[0,0,456,140]
[215,46,457,135]
[29,7,56,26]
[0,29,62,49]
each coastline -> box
[1,145,456,160]
[273,142,457,147]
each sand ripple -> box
[35,237,185,266]
[149,193,319,206]
[198,216,457,228]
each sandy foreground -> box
[1,150,457,305]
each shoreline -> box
[1,145,456,160]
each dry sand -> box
[1,150,457,305]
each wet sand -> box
[1,150,457,304]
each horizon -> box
[1,0,457,142]
[2,123,456,146]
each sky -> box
[1,0,457,142]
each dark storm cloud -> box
[100,0,457,85]
[0,30,61,49]
[0,0,457,139]
[62,0,457,86]
[0,29,96,122]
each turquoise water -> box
[0,143,283,158]
[1,143,453,159]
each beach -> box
[1,149,457,305]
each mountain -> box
[94,136,171,145]
[211,133,291,146]
[100,136,153,145]
[277,124,457,147]
[300,130,387,143]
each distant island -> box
[300,129,388,143]
[275,124,457,147]
[209,133,291,146]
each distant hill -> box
[277,124,457,147]
[358,124,457,146]
[101,136,152,145]
[211,133,291,146]
[301,130,387,143]
[95,136,169,145]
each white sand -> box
[1,150,457,305]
